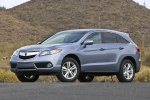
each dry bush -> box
[135,66,150,82]
[142,54,150,66]
[0,68,19,82]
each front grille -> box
[10,63,17,68]
[19,51,39,60]
[19,55,36,60]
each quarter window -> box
[116,34,129,43]
[85,32,102,44]
[102,32,117,43]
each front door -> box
[79,32,107,72]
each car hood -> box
[19,43,73,51]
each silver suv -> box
[10,29,141,82]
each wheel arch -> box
[63,54,81,67]
[121,56,137,72]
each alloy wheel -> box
[62,61,77,80]
[123,63,134,80]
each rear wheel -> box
[78,74,94,82]
[57,58,80,82]
[117,59,135,82]
[16,74,39,82]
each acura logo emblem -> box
[20,52,27,56]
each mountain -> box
[2,0,150,46]
[0,11,49,43]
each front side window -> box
[102,32,117,43]
[41,31,87,44]
[85,32,102,44]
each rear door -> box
[101,32,129,72]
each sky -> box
[0,0,150,9]
[133,0,150,9]
[0,0,30,9]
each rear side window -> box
[102,32,117,43]
[116,34,129,43]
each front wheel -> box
[16,74,39,82]
[117,59,135,82]
[57,58,80,82]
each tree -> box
[143,0,147,8]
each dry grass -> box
[142,54,150,66]
[0,68,19,82]
[0,66,149,83]
[0,37,149,83]
[0,12,50,43]
[135,66,150,82]
[0,41,35,69]
[93,66,150,82]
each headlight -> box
[13,50,19,56]
[40,49,62,56]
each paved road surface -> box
[0,83,149,100]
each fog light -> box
[47,63,53,68]
[35,62,53,68]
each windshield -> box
[41,31,87,44]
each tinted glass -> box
[116,34,129,43]
[41,31,87,44]
[85,32,102,44]
[102,32,117,43]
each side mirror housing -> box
[83,40,93,48]
[37,42,41,44]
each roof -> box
[62,29,129,36]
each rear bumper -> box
[10,62,61,75]
[136,59,141,73]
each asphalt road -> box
[0,83,149,100]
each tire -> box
[78,74,94,82]
[117,59,135,82]
[16,74,39,82]
[57,57,80,82]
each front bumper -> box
[10,62,60,75]
[10,53,63,75]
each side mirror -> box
[83,40,93,48]
[37,42,41,44]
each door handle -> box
[119,47,124,50]
[100,48,105,51]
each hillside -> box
[4,0,150,46]
[0,0,150,83]
[0,12,49,43]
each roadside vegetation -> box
[0,0,150,82]
[0,37,150,82]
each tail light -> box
[136,46,140,52]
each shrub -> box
[142,54,150,67]
[0,69,19,83]
[135,66,150,82]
